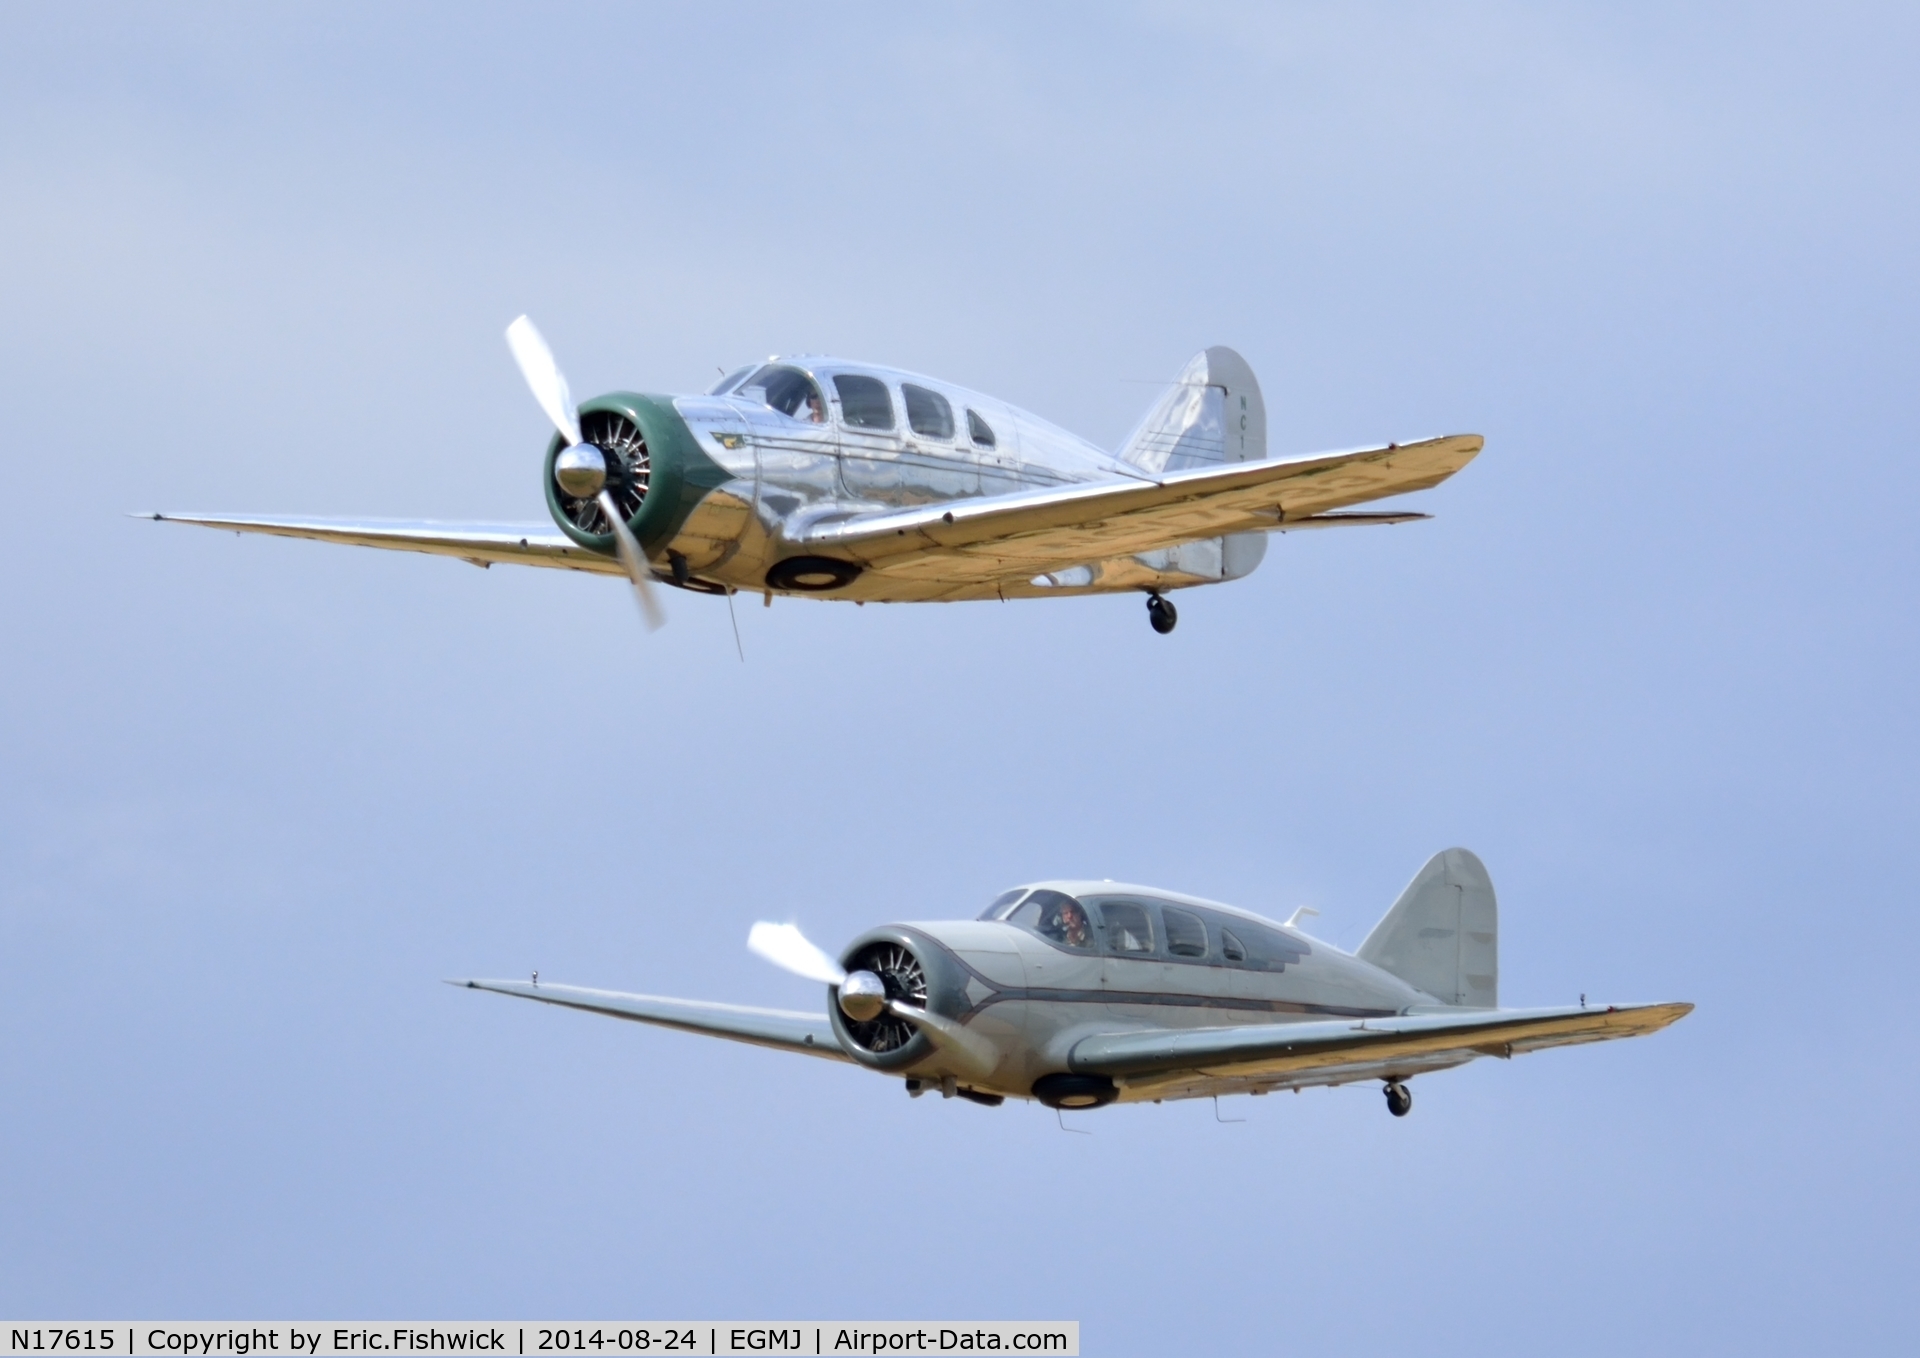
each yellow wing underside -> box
[809,435,1481,593]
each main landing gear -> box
[1146,593,1178,635]
[1383,1080,1413,1117]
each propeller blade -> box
[748,922,847,985]
[596,490,667,631]
[505,315,583,448]
[886,1000,998,1077]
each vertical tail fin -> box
[1357,849,1498,1008]
[1116,346,1266,473]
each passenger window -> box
[967,409,997,447]
[834,374,895,430]
[742,365,825,422]
[1100,901,1155,954]
[1221,929,1247,964]
[1011,890,1092,948]
[1231,920,1308,971]
[978,888,1027,922]
[1163,907,1208,958]
[903,384,955,439]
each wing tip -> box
[1609,999,1694,1033]
[453,977,543,997]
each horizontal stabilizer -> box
[454,979,849,1060]
[1273,511,1429,532]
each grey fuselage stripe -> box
[961,987,1395,1021]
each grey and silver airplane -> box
[458,849,1690,1115]
[149,318,1481,634]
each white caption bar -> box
[2,1328,1077,1358]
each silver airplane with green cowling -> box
[148,318,1481,634]
[457,848,1690,1116]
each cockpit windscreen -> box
[708,365,757,396]
[978,889,1027,921]
[1010,889,1092,949]
[737,365,825,422]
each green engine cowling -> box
[542,391,731,559]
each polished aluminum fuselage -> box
[661,357,1259,602]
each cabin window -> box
[903,384,955,440]
[1100,900,1155,954]
[1163,906,1209,958]
[978,888,1027,921]
[740,366,824,422]
[1221,919,1308,972]
[709,365,757,396]
[834,374,895,430]
[967,409,997,447]
[1011,889,1093,949]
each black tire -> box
[1147,595,1178,634]
[766,555,863,592]
[1384,1082,1412,1117]
[1032,1073,1119,1109]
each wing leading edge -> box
[143,513,622,574]
[455,979,850,1061]
[1070,1001,1691,1089]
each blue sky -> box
[2,4,1914,1353]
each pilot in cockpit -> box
[1039,898,1091,949]
[751,366,827,424]
[756,368,825,422]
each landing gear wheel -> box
[1384,1081,1412,1118]
[1146,594,1178,635]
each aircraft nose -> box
[837,969,888,1022]
[554,442,608,498]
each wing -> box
[455,979,851,1061]
[800,434,1481,588]
[1071,1001,1691,1091]
[144,513,623,574]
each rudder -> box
[1115,347,1269,580]
[1357,848,1498,1007]
[1116,346,1267,473]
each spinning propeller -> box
[747,922,888,1019]
[505,315,666,630]
[746,922,996,1073]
